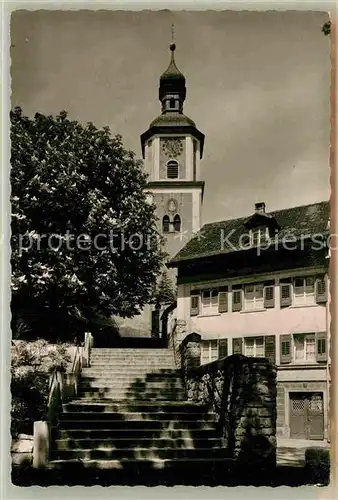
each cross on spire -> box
[171,23,175,44]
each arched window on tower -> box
[162,215,170,233]
[167,160,179,179]
[173,214,181,232]
[170,98,176,109]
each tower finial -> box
[170,24,176,51]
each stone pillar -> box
[181,332,201,370]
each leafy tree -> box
[11,107,165,342]
[153,270,176,309]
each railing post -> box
[32,421,50,468]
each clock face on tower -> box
[161,138,184,158]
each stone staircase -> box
[47,347,231,484]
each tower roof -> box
[159,44,186,102]
[140,41,205,159]
[160,43,186,82]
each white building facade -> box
[169,201,330,441]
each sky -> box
[10,9,331,225]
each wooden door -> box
[290,393,307,439]
[290,392,324,440]
[307,393,324,440]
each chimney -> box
[255,202,266,214]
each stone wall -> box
[183,344,277,471]
[11,434,33,466]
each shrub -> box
[11,340,72,436]
[305,447,330,485]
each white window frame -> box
[293,333,316,363]
[293,276,315,306]
[201,340,218,365]
[201,289,219,315]
[244,282,264,311]
[244,336,265,357]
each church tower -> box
[141,43,205,258]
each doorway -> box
[289,392,324,440]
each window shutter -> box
[218,339,228,359]
[315,276,327,304]
[280,279,292,307]
[265,335,276,363]
[280,334,291,364]
[316,331,327,362]
[232,337,243,355]
[218,286,228,313]
[232,285,242,312]
[190,291,200,316]
[264,281,275,308]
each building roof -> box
[160,45,186,82]
[149,112,196,128]
[159,43,186,103]
[169,200,330,265]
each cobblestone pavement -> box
[277,438,330,467]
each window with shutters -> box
[293,276,315,306]
[201,339,228,365]
[293,333,316,363]
[201,289,219,315]
[201,340,219,365]
[244,283,264,310]
[167,160,179,179]
[244,336,264,357]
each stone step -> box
[87,365,176,372]
[89,360,175,366]
[54,437,223,451]
[53,447,229,461]
[59,411,217,422]
[83,365,179,370]
[63,401,210,413]
[90,349,172,353]
[58,419,216,431]
[81,369,180,377]
[90,351,174,357]
[57,427,218,440]
[79,379,183,389]
[77,389,186,400]
[47,457,233,470]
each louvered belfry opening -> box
[167,160,179,179]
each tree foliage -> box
[153,270,176,309]
[11,340,71,436]
[11,108,165,341]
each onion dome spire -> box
[159,42,186,111]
